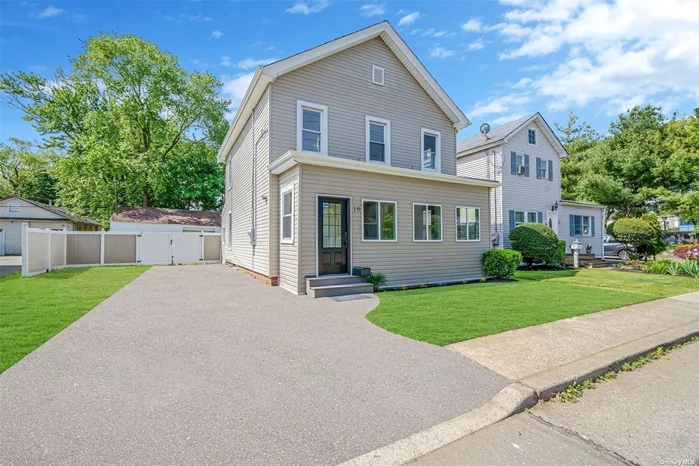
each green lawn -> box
[367,269,699,346]
[0,266,149,373]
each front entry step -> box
[306,275,374,298]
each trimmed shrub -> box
[482,249,522,279]
[611,218,655,258]
[557,240,567,264]
[641,259,671,275]
[674,244,699,260]
[509,223,563,267]
[639,213,666,257]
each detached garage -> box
[109,206,221,234]
[0,196,101,256]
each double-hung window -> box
[571,215,593,236]
[527,212,538,223]
[281,185,294,244]
[514,211,526,227]
[540,159,547,179]
[413,204,442,241]
[296,101,328,155]
[421,128,441,172]
[456,207,480,241]
[528,129,537,145]
[365,116,390,164]
[362,200,396,241]
[582,216,591,236]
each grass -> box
[0,266,149,373]
[366,268,699,346]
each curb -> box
[339,323,699,466]
[337,383,537,466]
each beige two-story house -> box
[218,22,498,296]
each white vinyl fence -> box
[21,224,221,277]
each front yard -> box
[367,269,699,346]
[0,266,149,373]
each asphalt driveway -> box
[0,265,508,466]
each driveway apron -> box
[0,265,508,466]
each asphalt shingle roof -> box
[457,114,535,154]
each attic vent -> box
[372,65,384,86]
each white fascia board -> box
[217,68,272,162]
[270,151,500,188]
[559,200,606,209]
[456,140,504,158]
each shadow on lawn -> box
[513,268,581,282]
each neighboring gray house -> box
[456,113,606,257]
[0,196,101,256]
[218,21,498,296]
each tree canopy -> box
[0,138,58,203]
[1,33,230,225]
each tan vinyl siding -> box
[278,166,300,293]
[66,233,101,265]
[297,165,490,293]
[222,88,271,276]
[269,38,457,175]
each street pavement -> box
[415,340,699,465]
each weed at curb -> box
[552,336,698,403]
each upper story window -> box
[528,128,537,145]
[511,151,529,176]
[296,100,328,155]
[372,65,384,85]
[365,116,390,165]
[540,158,548,179]
[8,203,20,213]
[421,129,441,172]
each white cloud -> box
[398,12,421,26]
[188,13,213,21]
[491,112,530,125]
[359,3,385,17]
[469,94,532,118]
[286,0,331,15]
[494,0,699,111]
[35,6,63,19]
[220,56,233,67]
[236,57,277,69]
[222,72,255,118]
[467,38,485,51]
[512,77,532,88]
[461,18,482,32]
[212,30,223,39]
[430,46,455,59]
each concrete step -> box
[307,282,374,298]
[306,275,368,288]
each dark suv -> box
[604,236,632,260]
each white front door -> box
[546,211,559,236]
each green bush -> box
[482,249,522,279]
[667,262,684,276]
[509,223,563,267]
[682,260,699,278]
[639,213,667,257]
[366,272,387,292]
[611,217,665,259]
[641,259,671,275]
[557,240,567,264]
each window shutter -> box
[548,160,553,181]
[569,214,575,236]
[537,212,543,223]
[511,152,517,175]
[535,158,541,179]
[509,210,515,232]
[524,154,530,177]
[591,216,595,237]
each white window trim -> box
[420,128,441,173]
[372,65,385,85]
[582,215,591,237]
[8,203,20,213]
[412,203,443,242]
[226,210,232,249]
[455,206,481,242]
[280,184,295,244]
[528,128,538,146]
[296,100,328,156]
[227,158,232,191]
[361,199,398,242]
[540,158,548,179]
[365,116,391,166]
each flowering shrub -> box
[674,244,699,260]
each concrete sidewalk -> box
[415,340,699,465]
[449,291,699,398]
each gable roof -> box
[218,21,470,161]
[110,206,221,227]
[0,196,101,226]
[456,112,568,158]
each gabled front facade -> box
[456,114,605,257]
[219,22,498,294]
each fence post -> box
[136,233,142,264]
[169,233,174,265]
[21,223,28,277]
[200,231,204,262]
[63,228,68,267]
[100,229,105,265]
[48,230,52,272]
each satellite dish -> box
[480,123,491,137]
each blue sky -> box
[2,0,698,143]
